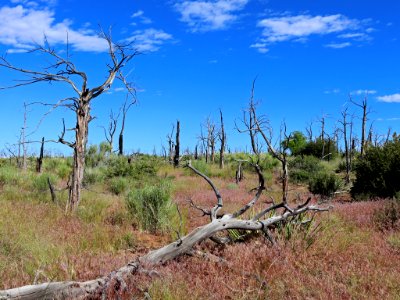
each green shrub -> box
[308,172,341,198]
[351,138,400,199]
[126,181,174,233]
[31,173,58,193]
[108,177,129,195]
[83,168,105,187]
[0,166,21,186]
[185,160,210,177]
[106,155,159,179]
[289,156,325,184]
[56,164,71,180]
[373,200,400,231]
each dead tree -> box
[350,95,370,157]
[167,124,175,163]
[0,31,137,213]
[118,97,134,156]
[205,117,217,163]
[103,110,119,154]
[0,159,331,299]
[173,120,180,167]
[338,108,351,184]
[218,109,226,169]
[36,137,45,173]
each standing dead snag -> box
[118,97,134,156]
[219,109,226,169]
[0,159,331,299]
[36,137,45,173]
[350,95,370,157]
[173,120,180,167]
[0,30,137,213]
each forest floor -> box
[1,164,400,299]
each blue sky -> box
[0,0,399,155]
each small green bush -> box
[351,138,400,199]
[32,173,58,193]
[83,168,105,187]
[289,156,325,184]
[126,181,174,233]
[108,177,128,195]
[373,200,400,231]
[56,164,71,180]
[0,166,21,186]
[308,172,341,198]
[106,155,159,179]
[185,160,210,177]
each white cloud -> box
[377,93,400,103]
[250,42,268,53]
[325,42,351,48]
[175,0,248,32]
[251,13,373,52]
[324,88,341,94]
[338,32,370,41]
[352,89,377,95]
[131,10,144,18]
[257,14,359,43]
[0,5,108,52]
[131,9,152,25]
[126,28,173,52]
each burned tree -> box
[0,31,137,213]
[118,97,134,156]
[173,120,180,167]
[219,109,226,169]
[36,137,45,173]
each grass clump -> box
[108,177,129,195]
[126,180,176,233]
[373,200,400,231]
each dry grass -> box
[1,163,400,299]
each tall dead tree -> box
[0,31,137,213]
[173,120,180,167]
[205,117,217,163]
[350,95,369,157]
[118,97,134,156]
[218,109,226,169]
[339,108,351,184]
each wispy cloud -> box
[0,5,108,52]
[126,28,173,52]
[174,0,248,32]
[325,42,351,49]
[253,13,371,53]
[324,88,341,94]
[377,93,400,103]
[351,89,377,95]
[131,9,152,25]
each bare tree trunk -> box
[340,109,350,184]
[173,120,180,167]
[36,137,44,173]
[66,104,89,213]
[351,96,368,157]
[219,109,226,169]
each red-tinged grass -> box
[1,163,400,299]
